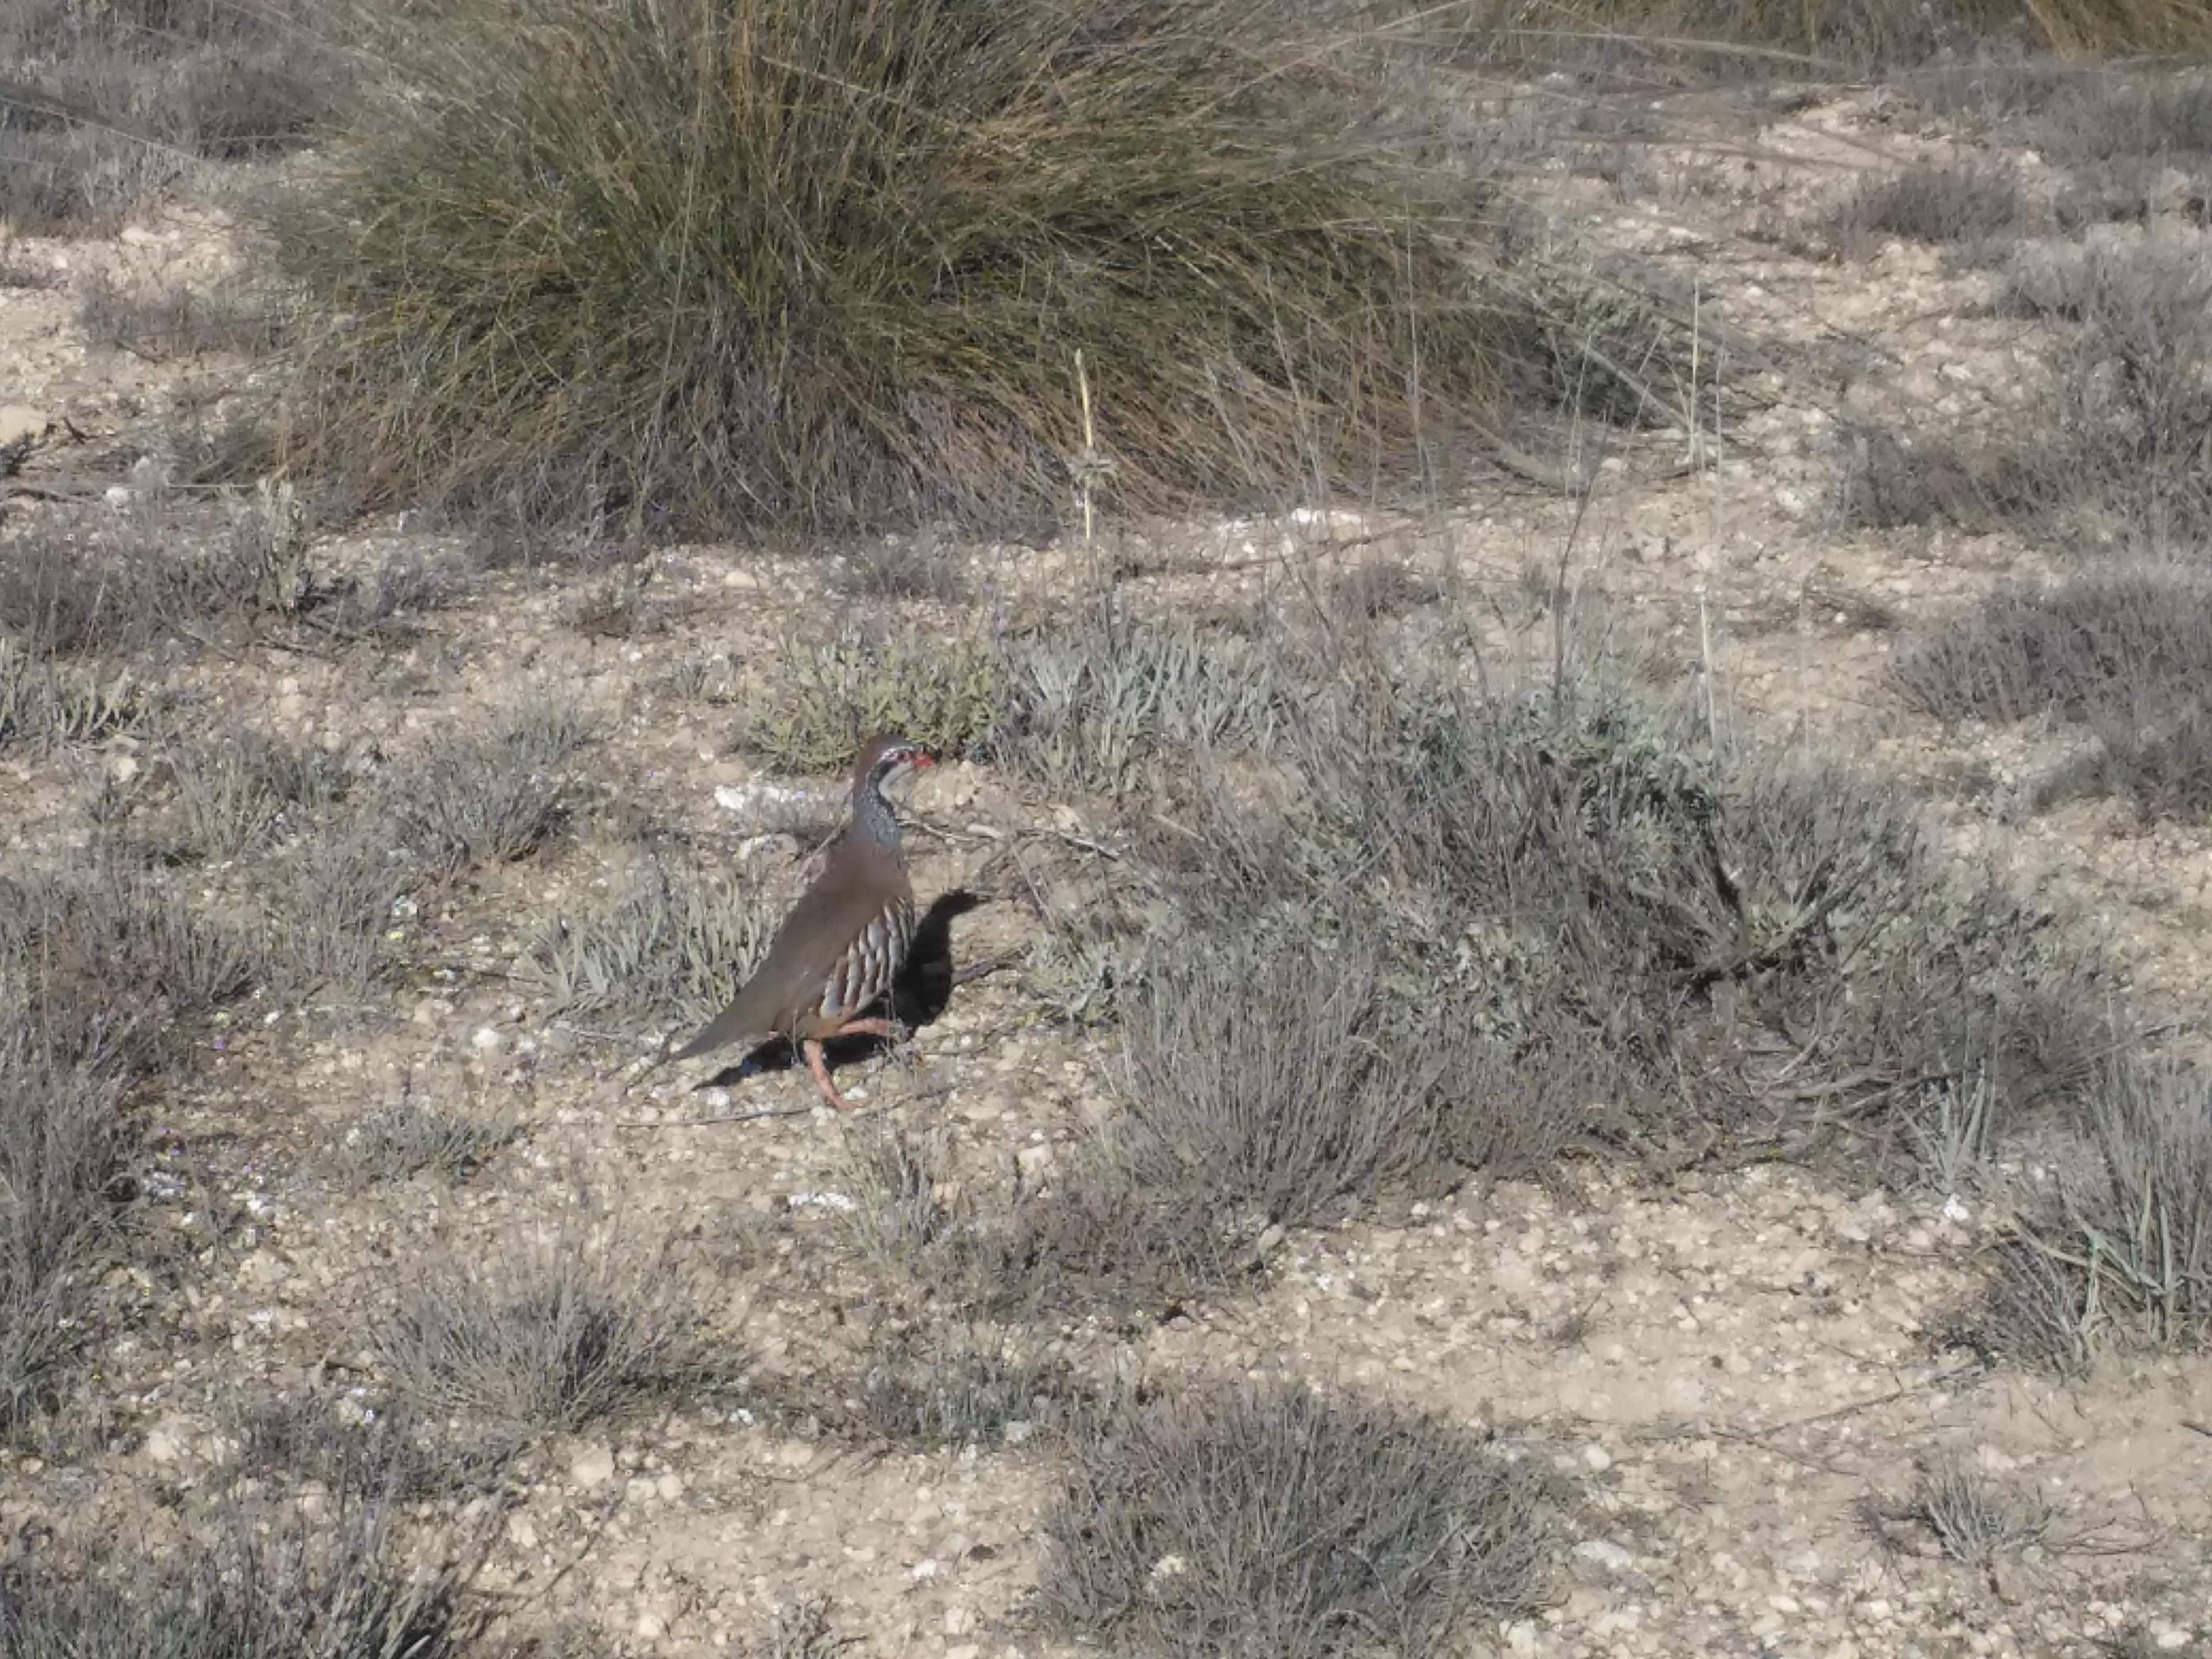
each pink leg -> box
[801,1039,858,1113]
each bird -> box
[657,733,935,1112]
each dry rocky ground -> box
[5,66,2212,1659]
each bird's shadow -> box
[695,888,985,1091]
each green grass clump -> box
[270,0,1502,537]
[751,627,1010,772]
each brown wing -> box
[665,842,912,1062]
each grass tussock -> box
[0,499,324,661]
[269,0,1503,539]
[1196,668,2103,1164]
[1893,569,2212,726]
[1040,1380,1557,1659]
[0,1055,131,1434]
[144,730,349,863]
[76,272,287,361]
[0,643,145,751]
[1983,1056,2212,1370]
[995,613,1293,798]
[847,1324,1070,1450]
[1999,237,2212,544]
[1902,1455,2055,1564]
[378,1216,714,1434]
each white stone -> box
[570,1444,615,1488]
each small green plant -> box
[850,1324,1068,1450]
[157,730,346,861]
[750,627,1007,772]
[0,1051,130,1434]
[0,1465,479,1659]
[267,823,411,999]
[1489,222,1705,429]
[994,615,1289,797]
[1999,239,2212,541]
[229,476,312,613]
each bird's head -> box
[854,733,937,797]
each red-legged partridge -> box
[664,733,934,1111]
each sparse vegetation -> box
[1838,233,2212,541]
[1825,158,2029,255]
[152,730,347,862]
[0,643,145,750]
[1893,569,2212,726]
[994,613,1292,798]
[75,271,286,361]
[344,1097,520,1181]
[1832,421,2049,533]
[849,1324,1069,1450]
[0,1053,130,1434]
[531,860,774,1029]
[1988,1057,2212,1370]
[0,861,260,1431]
[378,1217,713,1433]
[1894,570,2212,820]
[1999,238,2212,544]
[1040,1380,1557,1659]
[13,3,2212,1647]
[389,701,588,873]
[0,0,355,232]
[1904,1454,2055,1563]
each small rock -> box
[143,1416,192,1464]
[1581,1443,1612,1474]
[634,1611,668,1642]
[471,1026,504,1054]
[1573,1539,1634,1573]
[0,404,53,453]
[570,1444,616,1488]
[944,1606,976,1637]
